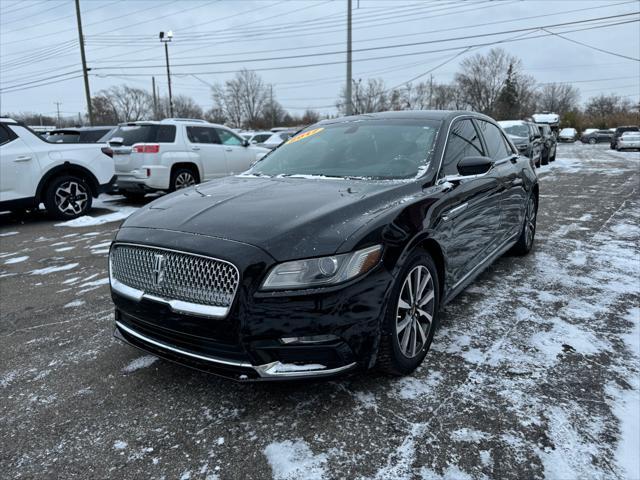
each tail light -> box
[132,143,160,154]
[101,146,113,158]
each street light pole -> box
[345,0,353,116]
[159,31,174,118]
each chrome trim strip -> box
[442,202,468,221]
[115,321,358,378]
[451,232,519,291]
[115,321,253,368]
[109,242,239,319]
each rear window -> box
[79,129,112,142]
[501,124,529,137]
[617,127,639,134]
[110,124,176,145]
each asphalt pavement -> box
[1,143,639,480]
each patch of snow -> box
[90,241,111,249]
[30,263,78,275]
[1,370,18,388]
[54,207,137,228]
[393,371,443,400]
[123,355,158,373]
[64,299,85,308]
[451,428,489,443]
[269,363,326,373]
[180,471,191,480]
[54,246,74,252]
[419,465,475,479]
[4,255,28,264]
[79,277,109,288]
[264,439,328,480]
[0,231,18,237]
[113,440,128,450]
[62,276,80,284]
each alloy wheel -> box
[525,196,537,248]
[396,265,435,358]
[175,172,196,189]
[55,181,89,216]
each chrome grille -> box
[110,244,239,308]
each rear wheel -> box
[170,167,197,192]
[511,193,537,256]
[44,175,93,220]
[377,251,440,376]
[541,149,549,165]
[588,138,597,145]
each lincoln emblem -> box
[152,254,165,285]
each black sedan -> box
[108,111,538,381]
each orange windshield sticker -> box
[286,128,324,144]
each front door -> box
[437,118,503,288]
[215,128,254,175]
[0,125,38,202]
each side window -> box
[186,126,220,144]
[256,134,271,143]
[157,125,176,143]
[441,119,483,176]
[477,120,512,160]
[0,125,13,145]
[216,128,243,146]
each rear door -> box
[185,126,228,180]
[215,128,254,175]
[438,118,503,286]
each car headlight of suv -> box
[261,245,382,290]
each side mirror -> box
[457,156,494,176]
[242,139,250,147]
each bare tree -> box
[337,78,389,114]
[211,69,269,128]
[537,83,580,114]
[158,94,203,119]
[91,85,152,123]
[455,48,523,115]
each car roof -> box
[49,126,113,133]
[318,110,495,125]
[0,117,18,124]
[118,119,227,128]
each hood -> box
[122,175,416,261]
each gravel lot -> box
[1,143,639,480]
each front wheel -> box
[377,251,440,376]
[588,138,597,145]
[511,193,537,256]
[44,175,93,220]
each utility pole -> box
[429,74,434,109]
[75,0,93,126]
[54,102,62,126]
[345,0,353,116]
[159,31,174,118]
[152,76,158,120]
[270,84,275,128]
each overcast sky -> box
[1,0,638,120]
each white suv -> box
[0,118,116,219]
[106,119,270,199]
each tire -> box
[550,149,556,162]
[122,191,146,201]
[377,250,440,376]
[43,175,93,220]
[511,193,537,256]
[541,150,549,166]
[169,167,198,192]
[588,138,597,145]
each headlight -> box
[261,245,382,290]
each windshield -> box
[249,119,440,180]
[501,124,528,137]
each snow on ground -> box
[264,439,329,480]
[122,355,158,373]
[54,207,138,228]
[29,263,78,275]
[4,255,28,265]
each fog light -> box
[280,334,339,345]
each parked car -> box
[531,112,559,137]
[109,110,538,381]
[498,120,543,167]
[610,126,640,149]
[616,131,640,151]
[536,123,556,164]
[558,128,578,143]
[106,118,270,200]
[580,129,613,144]
[582,128,598,136]
[261,130,297,150]
[241,131,272,145]
[0,118,115,219]
[46,126,115,143]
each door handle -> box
[14,155,32,162]
[191,146,200,151]
[442,202,468,221]
[225,147,233,152]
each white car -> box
[106,119,270,199]
[0,118,116,219]
[558,128,578,143]
[262,130,297,150]
[241,131,272,145]
[617,132,640,151]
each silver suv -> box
[107,119,269,199]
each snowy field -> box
[0,143,639,479]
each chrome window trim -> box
[434,114,476,181]
[109,242,240,319]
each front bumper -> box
[110,228,393,381]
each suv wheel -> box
[377,251,440,376]
[588,137,597,145]
[170,168,197,191]
[44,175,92,220]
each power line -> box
[540,27,640,61]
